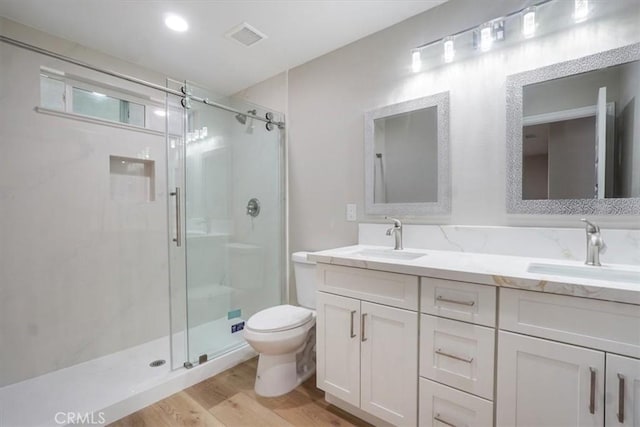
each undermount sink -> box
[351,248,426,261]
[527,262,640,284]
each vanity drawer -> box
[421,277,496,327]
[419,378,493,427]
[316,263,418,310]
[420,314,495,400]
[500,288,640,358]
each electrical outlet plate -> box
[346,204,357,221]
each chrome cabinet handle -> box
[361,313,367,342]
[435,348,473,364]
[170,187,181,247]
[433,414,457,427]
[589,367,596,414]
[618,373,625,423]
[350,310,356,338]
[436,295,475,307]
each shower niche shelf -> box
[109,155,155,202]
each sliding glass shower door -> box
[170,82,284,366]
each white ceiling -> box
[0,0,448,96]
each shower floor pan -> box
[0,320,255,427]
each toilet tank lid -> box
[291,251,315,265]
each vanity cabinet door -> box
[497,331,605,427]
[360,301,418,426]
[606,354,640,427]
[316,291,361,407]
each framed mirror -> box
[364,92,450,215]
[507,43,640,214]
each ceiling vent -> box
[225,22,267,47]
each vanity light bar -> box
[410,0,558,72]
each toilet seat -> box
[246,305,313,332]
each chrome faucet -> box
[581,218,606,266]
[385,216,403,250]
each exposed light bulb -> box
[165,14,189,32]
[443,38,455,63]
[574,0,589,22]
[522,8,536,38]
[480,25,493,52]
[412,50,422,73]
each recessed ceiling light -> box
[165,14,188,32]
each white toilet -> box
[243,251,317,397]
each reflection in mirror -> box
[365,92,449,216]
[522,60,639,200]
[373,106,437,204]
[506,43,640,215]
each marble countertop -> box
[309,245,640,305]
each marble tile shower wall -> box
[360,223,640,265]
[0,38,170,387]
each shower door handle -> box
[170,187,182,247]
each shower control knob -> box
[246,198,260,217]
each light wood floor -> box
[109,357,371,427]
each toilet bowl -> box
[243,252,317,397]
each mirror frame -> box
[506,43,640,215]
[364,91,450,216]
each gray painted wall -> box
[237,0,640,305]
[284,0,640,258]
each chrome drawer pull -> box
[589,367,596,414]
[349,310,356,338]
[436,295,475,307]
[435,348,473,364]
[434,414,457,427]
[618,373,625,423]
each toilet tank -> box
[292,251,316,309]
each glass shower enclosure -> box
[168,81,285,367]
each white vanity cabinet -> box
[497,288,640,427]
[419,277,497,427]
[316,264,419,426]
[313,251,640,427]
